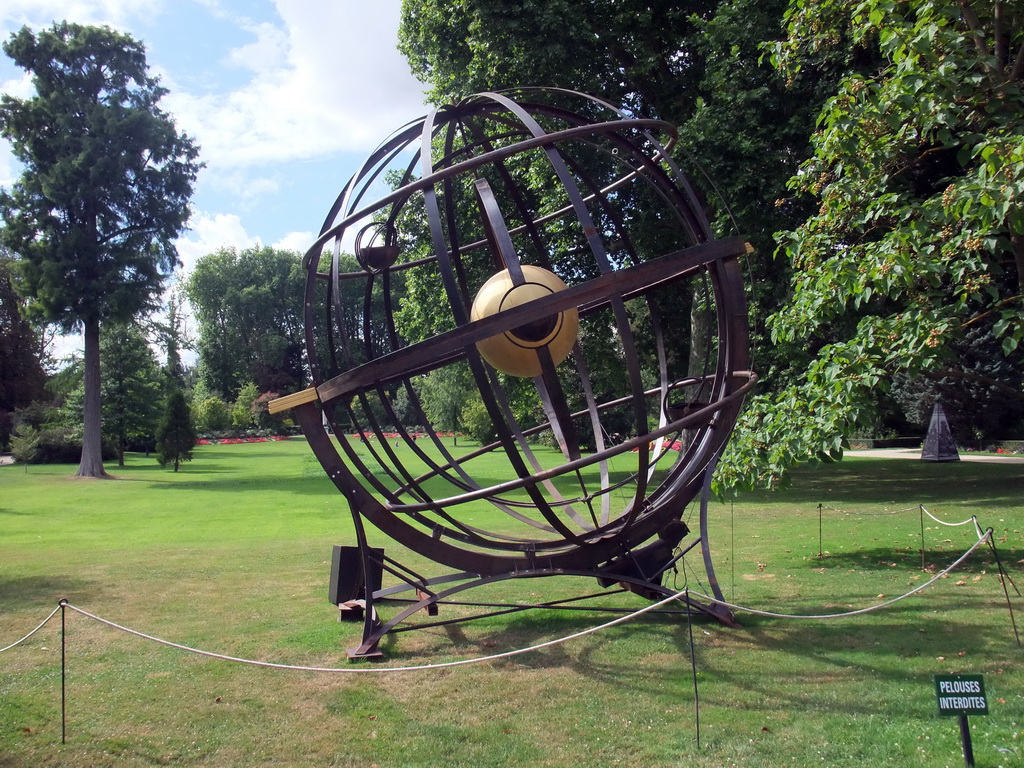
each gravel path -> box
[849,447,1024,464]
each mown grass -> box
[1,439,1022,767]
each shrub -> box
[193,396,232,432]
[22,426,116,464]
[10,424,41,466]
[231,383,260,430]
[461,397,497,445]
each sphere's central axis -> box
[471,265,579,378]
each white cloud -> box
[163,2,428,170]
[0,144,17,189]
[1,0,162,33]
[204,168,281,205]
[0,1,425,270]
[273,230,315,255]
[0,70,31,98]
[174,211,258,277]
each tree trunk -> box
[688,282,712,379]
[1012,233,1024,292]
[77,318,110,478]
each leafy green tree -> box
[9,424,40,471]
[0,23,201,478]
[398,0,851,324]
[397,0,860,468]
[192,395,232,433]
[0,254,46,449]
[185,246,305,400]
[416,364,474,442]
[152,289,190,389]
[231,382,261,430]
[461,395,497,445]
[100,322,163,466]
[156,390,196,471]
[717,0,1024,489]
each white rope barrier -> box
[692,528,993,620]
[0,527,998,670]
[0,604,62,654]
[920,506,985,538]
[820,503,921,516]
[60,589,691,673]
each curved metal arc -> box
[475,92,654,530]
[386,372,756,515]
[307,383,757,575]
[294,90,753,602]
[302,117,677,266]
[498,87,711,239]
[310,118,427,269]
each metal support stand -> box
[334,457,740,658]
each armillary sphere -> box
[271,88,756,658]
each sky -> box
[0,0,431,359]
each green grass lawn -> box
[1,439,1022,767]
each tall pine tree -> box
[155,390,196,472]
[0,23,201,477]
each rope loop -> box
[0,527,1000,668]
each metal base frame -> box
[338,465,737,660]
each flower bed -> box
[197,436,291,446]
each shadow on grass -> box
[372,598,702,688]
[744,457,1024,511]
[0,574,98,611]
[697,600,1021,717]
[797,544,1023,575]
[108,459,235,477]
[147,474,334,496]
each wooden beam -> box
[268,387,319,414]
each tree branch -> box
[994,1,1007,69]
[958,2,994,70]
[1011,38,1024,82]
[97,222,154,245]
[959,293,1024,328]
[931,368,1024,403]
[1012,233,1024,292]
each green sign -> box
[934,674,988,716]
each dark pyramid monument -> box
[921,400,960,462]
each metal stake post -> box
[818,503,823,557]
[919,506,926,570]
[958,714,974,768]
[59,598,67,745]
